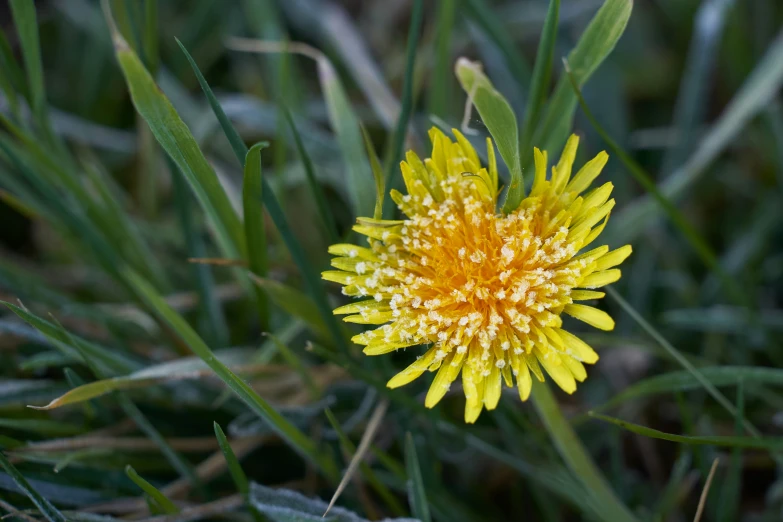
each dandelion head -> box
[323,128,631,423]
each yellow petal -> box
[537,352,576,394]
[452,128,480,169]
[328,244,379,261]
[596,245,633,271]
[563,357,587,382]
[387,347,438,388]
[465,400,483,424]
[565,151,608,195]
[569,200,615,239]
[333,300,390,315]
[583,214,611,247]
[580,269,621,289]
[563,304,615,331]
[530,148,548,196]
[483,365,502,410]
[363,339,422,355]
[556,329,599,364]
[322,271,355,285]
[580,182,614,214]
[551,134,580,193]
[516,362,532,401]
[425,351,466,407]
[570,290,605,301]
[343,310,395,325]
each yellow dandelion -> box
[323,128,631,423]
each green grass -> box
[1,1,783,521]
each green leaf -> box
[383,0,423,216]
[125,465,179,514]
[0,451,68,522]
[2,301,139,375]
[616,29,783,242]
[598,366,783,411]
[405,432,431,522]
[214,422,249,495]
[184,37,350,356]
[142,0,159,75]
[108,22,245,260]
[520,0,560,157]
[283,107,339,243]
[532,0,632,164]
[243,142,271,332]
[565,65,751,309]
[718,383,744,522]
[590,412,783,451]
[455,58,523,212]
[28,348,265,410]
[0,30,24,118]
[0,418,84,437]
[249,275,331,341]
[319,58,375,219]
[531,380,638,522]
[429,0,456,118]
[361,125,386,221]
[123,268,338,480]
[9,0,47,124]
[607,288,760,438]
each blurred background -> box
[1,0,782,521]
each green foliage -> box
[1,1,782,520]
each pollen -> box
[324,128,632,423]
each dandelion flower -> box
[323,128,631,423]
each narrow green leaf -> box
[0,451,68,522]
[243,142,271,332]
[598,366,783,411]
[405,432,431,522]
[29,348,264,410]
[616,29,783,242]
[361,125,385,220]
[531,0,632,165]
[429,0,456,118]
[249,275,331,341]
[519,0,560,156]
[455,58,523,212]
[590,412,783,451]
[126,465,180,514]
[383,0,423,214]
[531,380,638,522]
[9,0,47,124]
[214,422,250,495]
[0,30,24,118]
[2,301,139,375]
[717,383,744,522]
[282,108,339,243]
[0,418,84,437]
[143,0,159,75]
[607,287,760,438]
[185,37,351,356]
[565,65,751,309]
[652,452,693,521]
[123,268,338,480]
[107,19,245,260]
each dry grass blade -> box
[0,499,39,522]
[323,399,389,517]
[693,458,719,522]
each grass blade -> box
[142,0,159,75]
[249,275,331,341]
[564,62,750,308]
[125,465,180,514]
[717,383,744,522]
[607,287,759,437]
[122,268,338,480]
[405,432,431,522]
[9,0,47,126]
[282,107,339,243]
[519,0,560,158]
[0,30,24,118]
[361,125,385,220]
[188,37,351,356]
[455,58,523,211]
[383,0,423,215]
[105,10,245,260]
[213,422,250,495]
[616,28,783,242]
[0,451,68,522]
[590,412,781,451]
[531,0,632,166]
[531,379,638,522]
[429,0,456,118]
[243,142,271,332]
